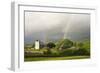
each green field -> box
[24,56,90,62]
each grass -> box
[24,56,90,62]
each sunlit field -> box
[24,56,90,62]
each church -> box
[34,40,40,50]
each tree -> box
[78,43,83,47]
[62,39,73,49]
[74,40,90,55]
[32,43,35,48]
[47,42,56,48]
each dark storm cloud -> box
[24,11,90,44]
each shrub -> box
[47,42,56,48]
[74,48,90,55]
[62,39,73,49]
[60,48,90,56]
[50,49,60,56]
[60,49,76,56]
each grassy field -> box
[24,56,90,62]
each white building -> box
[35,40,40,50]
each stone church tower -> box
[35,40,40,50]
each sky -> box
[24,11,90,44]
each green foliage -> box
[77,42,83,48]
[77,40,90,55]
[60,49,76,56]
[47,42,56,48]
[50,49,60,56]
[55,39,64,49]
[74,48,90,55]
[60,48,90,56]
[32,43,35,48]
[82,41,90,50]
[62,39,73,49]
[24,39,90,58]
[45,49,51,54]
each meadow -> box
[25,56,90,61]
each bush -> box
[59,48,90,56]
[50,49,60,56]
[32,43,35,48]
[74,48,90,55]
[62,39,73,49]
[60,49,76,56]
[47,42,56,48]
[73,40,90,56]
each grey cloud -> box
[24,11,90,44]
